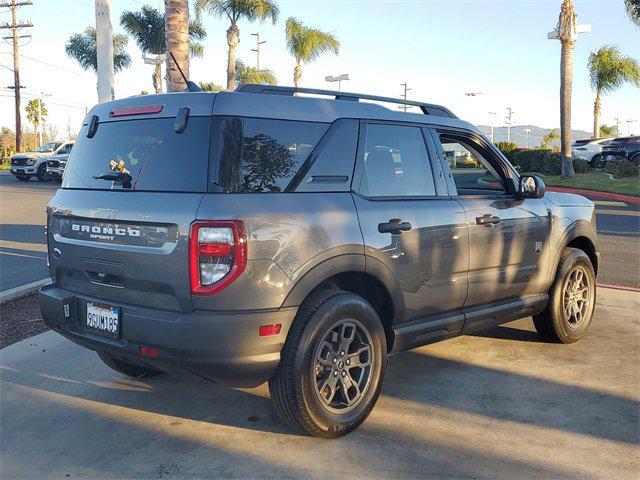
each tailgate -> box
[48,189,202,313]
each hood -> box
[11,151,52,159]
[544,191,594,208]
[48,153,69,161]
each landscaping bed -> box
[0,293,48,349]
[538,172,640,197]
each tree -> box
[65,26,131,73]
[285,18,339,88]
[165,0,191,92]
[120,5,206,93]
[626,0,640,27]
[234,60,276,87]
[195,0,279,91]
[25,99,47,136]
[495,141,519,156]
[555,0,579,178]
[540,129,560,149]
[588,45,640,137]
[199,82,224,92]
[599,124,618,136]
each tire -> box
[269,290,387,438]
[533,248,596,344]
[15,175,30,181]
[97,351,164,378]
[36,163,50,182]
[631,153,640,166]
[590,154,602,169]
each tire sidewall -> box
[37,163,50,182]
[550,250,596,343]
[294,294,386,437]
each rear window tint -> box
[62,117,211,192]
[212,117,328,192]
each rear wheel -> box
[269,290,387,438]
[533,248,596,344]
[97,351,164,378]
[15,175,30,181]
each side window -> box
[213,117,328,193]
[60,144,73,155]
[357,123,435,197]
[438,133,507,195]
[295,119,358,192]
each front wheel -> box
[36,164,50,182]
[590,154,602,169]
[631,153,640,166]
[533,248,596,344]
[269,290,387,438]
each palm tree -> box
[626,0,640,27]
[199,81,224,92]
[285,18,339,89]
[65,26,131,73]
[25,99,47,137]
[234,60,276,87]
[121,5,207,93]
[165,0,191,92]
[195,0,279,91]
[588,45,640,138]
[556,0,578,178]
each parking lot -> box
[1,287,638,479]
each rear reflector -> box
[139,346,158,358]
[110,105,164,117]
[259,324,282,337]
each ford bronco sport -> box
[40,85,599,438]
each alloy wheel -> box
[562,266,591,328]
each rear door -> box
[48,99,213,313]
[352,121,469,330]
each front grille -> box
[11,158,27,166]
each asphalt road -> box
[2,288,638,478]
[0,171,638,291]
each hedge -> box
[506,149,590,175]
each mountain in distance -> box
[476,124,592,148]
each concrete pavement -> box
[1,288,638,479]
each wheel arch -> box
[554,220,599,276]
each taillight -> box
[189,220,247,295]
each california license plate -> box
[86,302,120,338]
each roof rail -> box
[235,84,458,119]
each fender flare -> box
[547,219,599,289]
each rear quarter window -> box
[63,117,211,192]
[211,117,329,193]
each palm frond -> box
[626,0,640,27]
[588,44,640,94]
[285,17,340,63]
[120,5,166,54]
[234,59,277,87]
[65,26,131,73]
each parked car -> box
[39,85,599,438]
[600,136,640,166]
[571,137,613,168]
[10,140,75,182]
[46,142,74,182]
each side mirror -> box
[519,175,545,199]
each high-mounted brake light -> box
[189,220,247,295]
[109,105,164,117]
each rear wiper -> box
[93,171,132,187]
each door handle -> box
[476,214,501,227]
[378,219,413,234]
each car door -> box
[352,121,469,337]
[428,128,550,329]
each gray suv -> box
[39,85,599,438]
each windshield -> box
[36,142,62,153]
[62,117,211,192]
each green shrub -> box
[509,149,562,175]
[495,141,519,156]
[604,162,617,175]
[453,159,481,169]
[573,159,590,174]
[614,159,640,178]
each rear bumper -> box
[39,284,297,387]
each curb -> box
[0,278,51,305]
[546,186,640,204]
[597,283,640,293]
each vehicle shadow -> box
[0,224,46,245]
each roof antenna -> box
[168,51,202,92]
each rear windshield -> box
[63,117,211,192]
[211,117,329,192]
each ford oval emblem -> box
[52,248,62,259]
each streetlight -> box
[143,53,166,93]
[325,73,349,92]
[523,128,532,148]
[626,119,637,136]
[465,91,483,97]
[488,112,496,142]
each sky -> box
[0,0,639,140]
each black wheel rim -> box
[562,266,591,328]
[312,318,374,414]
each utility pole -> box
[95,0,114,103]
[0,0,33,152]
[627,119,636,136]
[505,107,514,142]
[523,128,532,148]
[614,117,620,136]
[400,82,411,112]
[251,32,266,71]
[488,111,496,142]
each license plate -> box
[86,302,120,338]
[12,169,24,174]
